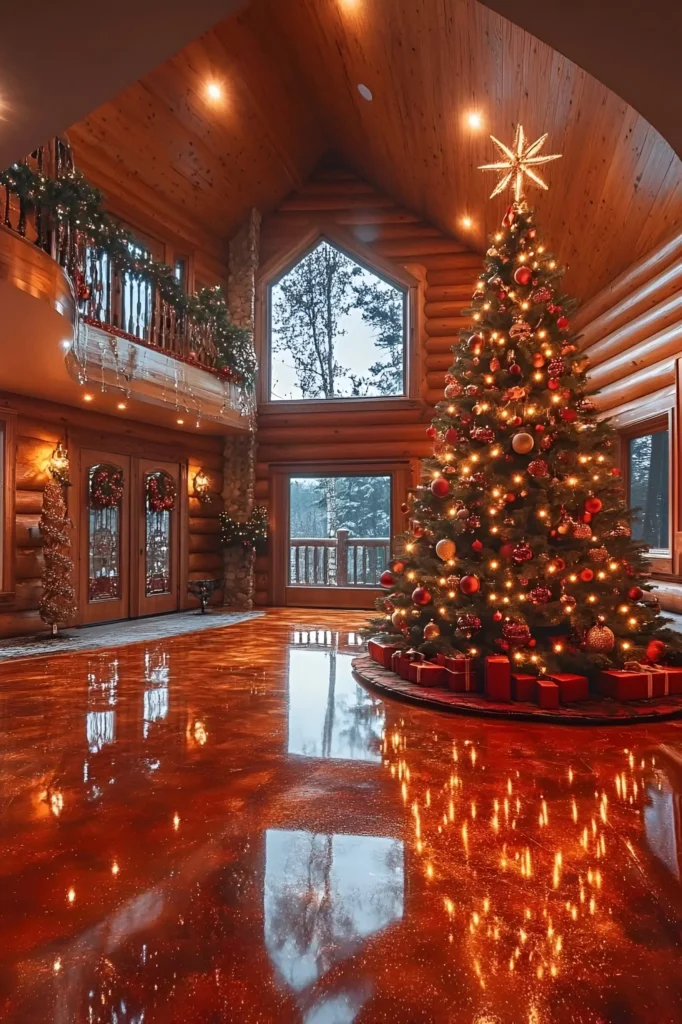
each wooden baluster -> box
[3,185,11,229]
[313,545,319,583]
[369,546,377,585]
[34,146,44,249]
[323,546,328,585]
[304,546,310,584]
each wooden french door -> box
[79,450,180,625]
[135,458,180,618]
[80,450,131,625]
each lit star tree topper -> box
[479,124,562,202]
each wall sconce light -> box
[49,442,71,487]
[193,469,211,503]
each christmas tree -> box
[371,126,681,676]
[39,480,77,634]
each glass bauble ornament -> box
[585,625,615,652]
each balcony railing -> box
[0,137,252,389]
[289,530,390,587]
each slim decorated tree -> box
[371,126,681,676]
[39,480,77,634]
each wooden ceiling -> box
[67,0,682,300]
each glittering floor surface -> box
[2,611,682,1024]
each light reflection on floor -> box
[1,609,682,1023]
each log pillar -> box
[222,210,260,609]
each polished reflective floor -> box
[2,609,682,1023]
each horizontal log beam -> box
[427,269,478,287]
[15,514,42,548]
[573,228,682,332]
[425,353,455,371]
[254,480,269,499]
[373,238,468,258]
[257,423,431,446]
[582,291,682,367]
[188,517,221,535]
[424,301,468,318]
[188,534,222,554]
[592,356,676,411]
[418,254,481,271]
[587,322,682,390]
[16,549,44,580]
[599,384,676,430]
[188,496,221,518]
[424,336,458,354]
[424,284,474,302]
[577,260,682,350]
[425,317,469,337]
[256,408,427,430]
[188,553,223,573]
[256,441,432,463]
[16,490,43,515]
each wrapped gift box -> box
[408,662,445,687]
[547,672,589,703]
[536,679,559,709]
[391,650,411,679]
[598,665,682,700]
[444,656,476,692]
[437,652,468,671]
[511,673,536,702]
[484,655,511,702]
[368,639,403,670]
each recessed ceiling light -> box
[467,112,483,130]
[206,82,223,101]
[83,394,93,402]
[117,402,127,410]
[59,339,72,352]
[357,84,373,102]
[177,418,184,425]
[461,216,473,229]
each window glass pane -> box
[289,475,390,586]
[174,257,188,290]
[88,465,122,602]
[628,430,669,548]
[145,472,173,596]
[270,241,406,400]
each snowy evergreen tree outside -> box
[270,241,405,400]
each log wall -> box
[0,392,226,638]
[255,167,480,604]
[576,225,682,611]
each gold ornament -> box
[512,432,534,455]
[391,610,405,628]
[585,625,615,652]
[573,522,592,540]
[588,546,609,562]
[479,124,562,202]
[423,622,441,641]
[435,538,456,561]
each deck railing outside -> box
[1,138,219,370]
[289,530,390,586]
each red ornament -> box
[502,206,515,228]
[512,543,533,564]
[611,467,622,477]
[456,613,482,638]
[509,363,522,375]
[502,622,531,646]
[580,568,594,582]
[472,539,483,553]
[444,382,463,399]
[553,558,566,571]
[505,492,516,503]
[531,287,551,303]
[645,639,666,663]
[426,426,437,439]
[556,316,569,331]
[470,426,496,444]
[627,586,644,601]
[446,428,459,443]
[492,610,503,622]
[468,333,485,350]
[431,477,450,498]
[584,497,603,514]
[392,562,405,575]
[380,571,395,588]
[489,357,501,372]
[499,543,515,560]
[412,586,432,606]
[547,378,560,391]
[530,585,552,605]
[535,424,545,433]
[513,266,532,286]
[582,512,592,524]
[412,521,425,537]
[400,502,410,514]
[548,358,566,377]
[560,409,577,423]
[527,459,549,478]
[459,574,481,595]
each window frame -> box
[0,408,17,604]
[620,412,673,573]
[256,225,423,413]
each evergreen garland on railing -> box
[0,161,256,387]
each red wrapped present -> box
[536,679,559,709]
[511,673,536,702]
[484,655,511,702]
[444,656,476,692]
[392,649,423,680]
[408,662,445,686]
[368,639,403,670]
[547,672,589,703]
[599,664,682,700]
[437,652,467,671]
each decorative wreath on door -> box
[90,465,124,509]
[146,472,176,513]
